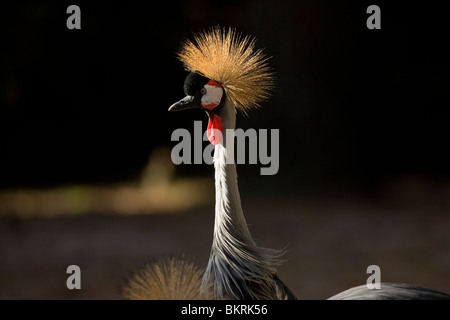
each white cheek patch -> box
[201,84,223,110]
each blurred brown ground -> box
[1,194,449,300]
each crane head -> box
[173,27,274,116]
[168,27,274,145]
[169,72,224,145]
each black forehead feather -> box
[184,72,209,96]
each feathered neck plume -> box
[177,26,274,115]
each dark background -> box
[1,0,448,192]
[0,0,449,299]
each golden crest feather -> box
[177,26,274,114]
[122,257,214,300]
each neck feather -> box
[202,98,283,300]
[213,101,253,245]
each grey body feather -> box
[328,283,450,300]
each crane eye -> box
[200,87,207,95]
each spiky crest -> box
[177,26,274,115]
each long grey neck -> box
[212,103,254,247]
[203,99,283,300]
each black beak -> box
[168,95,201,112]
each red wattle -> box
[207,115,223,145]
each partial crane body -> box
[123,27,450,300]
[328,283,450,300]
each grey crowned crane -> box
[123,27,450,300]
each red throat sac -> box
[207,115,223,145]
